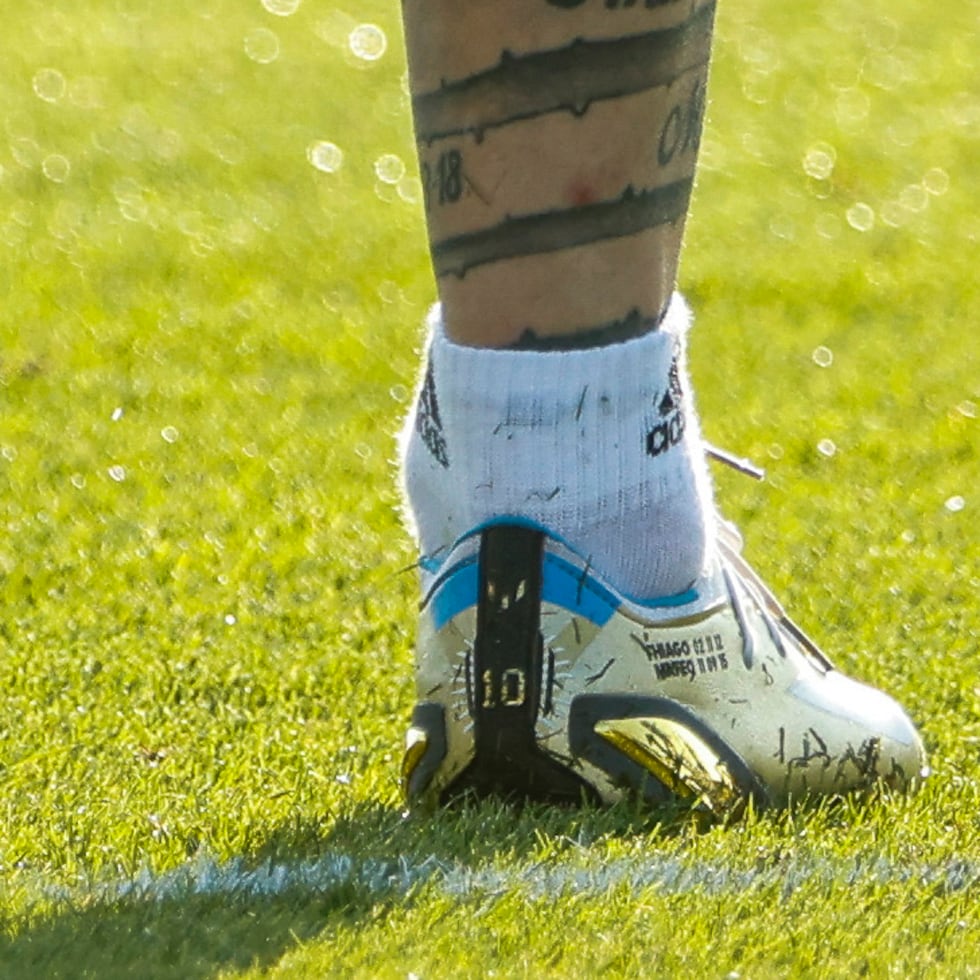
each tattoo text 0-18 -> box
[421,148,465,208]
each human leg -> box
[402,0,716,602]
[398,2,927,809]
[402,0,713,349]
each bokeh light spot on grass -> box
[880,201,905,229]
[244,27,280,64]
[899,183,929,214]
[811,345,834,368]
[42,154,71,183]
[307,140,343,173]
[348,23,386,62]
[397,175,422,205]
[374,153,405,185]
[923,167,950,196]
[846,202,875,232]
[32,67,67,103]
[802,143,835,180]
[260,0,301,15]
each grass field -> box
[0,0,977,976]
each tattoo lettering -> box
[413,2,715,143]
[658,77,706,167]
[421,149,465,208]
[432,178,692,278]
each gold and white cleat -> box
[403,520,927,813]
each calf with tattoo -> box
[398,1,927,811]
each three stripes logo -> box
[645,348,686,458]
[416,361,450,468]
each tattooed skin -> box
[417,68,707,229]
[412,2,715,144]
[421,148,465,209]
[403,0,716,344]
[507,307,662,350]
[547,0,682,8]
[432,180,692,278]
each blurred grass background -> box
[0,0,977,976]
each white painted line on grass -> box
[32,849,980,912]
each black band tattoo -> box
[432,178,692,278]
[507,307,664,351]
[413,2,715,144]
[548,0,681,7]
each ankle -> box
[402,295,715,599]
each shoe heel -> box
[569,693,770,814]
[410,523,597,805]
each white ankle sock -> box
[400,295,715,599]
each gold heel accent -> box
[401,726,429,798]
[595,717,744,814]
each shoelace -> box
[706,441,838,673]
[704,441,766,481]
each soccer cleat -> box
[403,519,928,814]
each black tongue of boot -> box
[453,524,596,804]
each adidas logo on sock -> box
[416,362,450,468]
[645,351,686,458]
